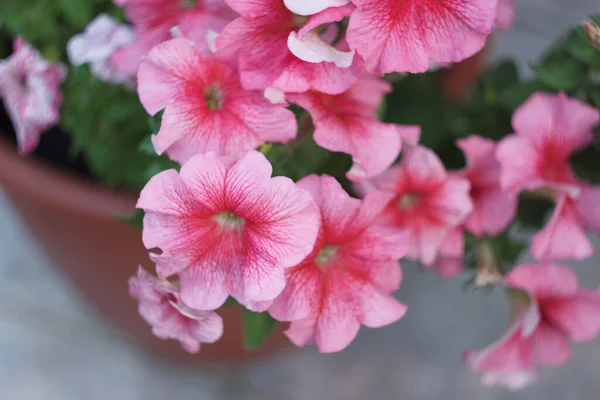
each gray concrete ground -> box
[2,1,600,399]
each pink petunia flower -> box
[215,0,362,95]
[137,37,297,164]
[129,267,224,353]
[496,92,600,197]
[496,92,600,261]
[267,175,409,353]
[466,263,600,390]
[431,228,466,278]
[346,0,498,75]
[0,37,67,155]
[67,14,136,85]
[288,76,419,182]
[362,145,473,266]
[531,186,600,261]
[112,0,236,76]
[137,151,321,310]
[456,135,517,237]
[496,0,516,31]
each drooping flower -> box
[530,186,600,261]
[0,37,67,155]
[495,0,516,31]
[288,76,419,181]
[67,14,136,85]
[129,267,224,353]
[215,0,362,95]
[362,145,473,266]
[455,135,517,237]
[346,0,498,74]
[497,92,600,197]
[466,263,600,390]
[137,37,297,163]
[112,0,236,76]
[267,175,409,353]
[137,151,320,310]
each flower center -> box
[214,211,245,229]
[179,0,197,9]
[397,193,420,210]
[315,246,337,265]
[204,83,224,110]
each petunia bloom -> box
[267,175,409,353]
[137,37,297,164]
[455,135,517,237]
[137,151,320,310]
[431,229,466,278]
[0,37,67,155]
[129,267,224,353]
[346,0,498,75]
[530,186,600,261]
[466,263,600,390]
[112,0,236,76]
[497,92,599,197]
[67,14,136,85]
[495,0,516,31]
[215,0,362,95]
[362,145,473,266]
[288,76,419,182]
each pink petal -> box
[466,186,517,236]
[505,263,579,299]
[529,321,571,366]
[512,92,598,152]
[543,290,600,342]
[268,265,323,321]
[347,0,497,74]
[531,195,594,261]
[495,0,516,31]
[575,185,600,233]
[496,135,544,193]
[359,287,407,328]
[314,290,362,353]
[284,317,318,348]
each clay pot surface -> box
[0,137,287,365]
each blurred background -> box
[2,0,600,399]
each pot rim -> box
[0,137,136,218]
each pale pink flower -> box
[496,0,516,31]
[288,76,419,182]
[431,229,465,278]
[137,37,297,163]
[363,145,473,266]
[466,263,600,390]
[129,267,224,353]
[346,0,498,74]
[112,0,236,76]
[267,175,409,353]
[215,1,362,95]
[67,14,136,85]
[0,37,67,155]
[497,92,600,197]
[456,135,517,237]
[137,151,320,310]
[531,186,600,261]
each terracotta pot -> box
[0,137,287,365]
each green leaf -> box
[532,57,586,91]
[591,88,600,108]
[487,232,527,270]
[58,0,93,27]
[243,309,277,350]
[480,60,519,90]
[385,72,447,150]
[497,81,551,111]
[118,209,144,230]
[516,193,554,229]
[570,145,600,184]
